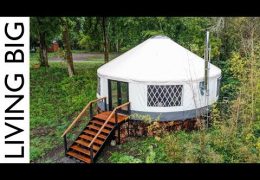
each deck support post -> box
[134,121,137,136]
[90,144,94,163]
[89,103,93,120]
[127,120,130,137]
[64,134,68,155]
[127,103,130,115]
[115,110,118,124]
[115,109,121,145]
[117,124,121,145]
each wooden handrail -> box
[88,102,130,148]
[61,97,107,137]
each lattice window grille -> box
[147,85,183,107]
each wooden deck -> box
[93,111,129,123]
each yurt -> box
[97,35,221,121]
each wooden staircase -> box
[61,97,130,163]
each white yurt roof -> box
[97,35,221,83]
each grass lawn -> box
[30,53,104,161]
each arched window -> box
[147,85,183,107]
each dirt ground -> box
[33,144,78,163]
[33,138,127,163]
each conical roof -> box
[97,35,221,83]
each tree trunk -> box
[36,16,49,67]
[250,22,256,121]
[102,17,109,63]
[39,32,49,67]
[62,18,75,77]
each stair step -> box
[91,120,114,129]
[94,111,129,123]
[79,134,104,145]
[67,151,91,163]
[93,111,112,121]
[70,145,96,157]
[83,129,107,140]
[75,140,100,151]
[87,124,111,134]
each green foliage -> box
[141,30,164,39]
[159,42,260,163]
[229,52,246,80]
[78,34,94,51]
[81,17,103,51]
[30,17,224,58]
[145,145,156,163]
[130,113,153,124]
[111,119,259,163]
[30,17,60,46]
[71,17,223,55]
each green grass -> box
[30,53,104,161]
[108,137,168,163]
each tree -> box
[61,17,75,77]
[102,17,109,63]
[82,17,103,51]
[38,18,48,67]
[30,17,60,67]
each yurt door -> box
[108,80,129,113]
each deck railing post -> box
[127,103,130,115]
[115,109,120,145]
[104,98,107,111]
[90,144,94,163]
[115,109,118,125]
[64,134,68,155]
[89,103,93,120]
